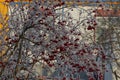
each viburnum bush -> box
[0,0,107,80]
